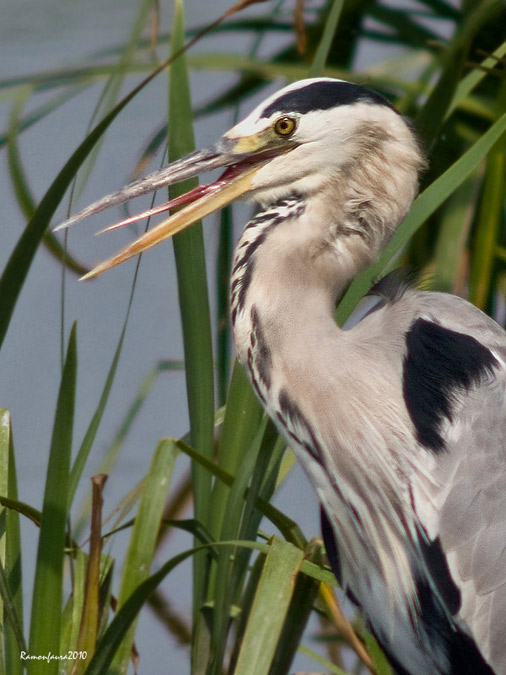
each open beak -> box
[54,134,292,280]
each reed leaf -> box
[28,324,77,674]
[0,410,24,674]
[110,439,177,673]
[232,537,304,675]
[336,108,506,324]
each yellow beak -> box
[54,133,294,280]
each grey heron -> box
[56,78,506,675]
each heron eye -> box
[274,116,297,137]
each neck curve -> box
[231,131,421,380]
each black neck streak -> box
[230,196,305,326]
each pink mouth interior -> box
[99,164,242,233]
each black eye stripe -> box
[261,80,396,119]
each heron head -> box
[224,78,424,206]
[55,78,425,279]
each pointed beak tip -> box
[66,139,272,279]
[79,271,94,282]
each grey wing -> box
[438,377,506,674]
[405,293,506,673]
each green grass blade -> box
[336,108,506,324]
[110,439,177,674]
[447,39,506,120]
[240,425,285,545]
[469,84,506,309]
[298,560,336,586]
[211,418,269,671]
[0,64,133,94]
[184,51,423,92]
[228,552,265,673]
[232,537,304,675]
[268,539,323,675]
[175,439,306,548]
[73,361,182,538]
[298,645,352,675]
[69,328,126,504]
[84,542,251,675]
[309,0,345,77]
[370,3,441,45]
[60,550,87,661]
[0,44,179,352]
[169,0,214,494]
[296,644,349,675]
[0,563,24,671]
[432,176,477,293]
[361,628,392,675]
[28,324,77,674]
[0,410,9,650]
[0,410,25,673]
[168,0,215,644]
[211,362,263,540]
[0,497,41,528]
[415,0,504,143]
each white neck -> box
[231,167,414,363]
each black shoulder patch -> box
[402,318,498,453]
[261,80,394,118]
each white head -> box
[56,78,426,279]
[224,78,426,209]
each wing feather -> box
[403,291,506,672]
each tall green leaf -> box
[336,109,506,324]
[0,410,24,675]
[309,0,345,77]
[28,325,77,674]
[168,0,215,646]
[469,82,506,309]
[110,439,177,674]
[232,537,304,675]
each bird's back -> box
[339,282,506,673]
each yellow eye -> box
[274,116,297,137]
